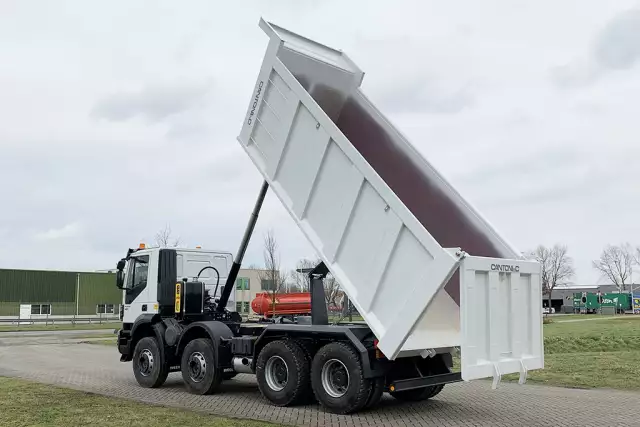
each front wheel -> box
[180,338,222,395]
[311,342,372,414]
[132,336,169,388]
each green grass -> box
[543,315,640,338]
[550,314,613,320]
[530,316,640,389]
[0,322,120,332]
[454,315,640,390]
[502,351,640,389]
[512,316,640,389]
[0,377,278,427]
[84,338,117,346]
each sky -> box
[1,0,639,285]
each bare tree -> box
[324,273,342,309]
[154,224,181,248]
[258,230,288,317]
[527,244,575,310]
[593,243,634,291]
[291,258,321,293]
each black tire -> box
[427,384,445,398]
[311,342,372,414]
[223,372,238,380]
[294,339,317,403]
[364,376,385,409]
[390,385,437,402]
[256,340,310,406]
[180,338,222,395]
[132,336,169,388]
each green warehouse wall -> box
[0,268,120,316]
[77,272,121,315]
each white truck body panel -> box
[238,18,544,382]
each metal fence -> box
[0,315,119,327]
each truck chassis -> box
[116,185,460,414]
[118,316,459,414]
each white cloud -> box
[1,0,639,284]
[33,222,83,241]
[91,80,214,123]
[551,8,640,88]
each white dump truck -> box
[115,18,544,414]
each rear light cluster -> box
[373,339,385,359]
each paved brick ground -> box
[0,342,638,426]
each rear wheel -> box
[311,342,372,414]
[256,340,310,406]
[132,337,169,388]
[180,338,222,395]
[364,376,385,409]
[428,384,445,398]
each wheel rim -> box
[138,349,154,377]
[321,359,350,398]
[188,352,207,383]
[264,355,288,391]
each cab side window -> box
[132,256,149,288]
[125,255,150,304]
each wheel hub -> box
[138,349,154,377]
[188,352,207,383]
[321,359,350,398]
[265,355,288,391]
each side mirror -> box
[116,270,125,289]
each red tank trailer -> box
[251,292,312,317]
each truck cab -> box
[117,245,234,324]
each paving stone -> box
[0,343,638,426]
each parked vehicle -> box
[573,291,633,314]
[115,18,544,414]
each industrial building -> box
[546,283,634,313]
[0,268,120,318]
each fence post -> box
[75,273,80,323]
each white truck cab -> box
[118,245,234,324]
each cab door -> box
[122,252,156,323]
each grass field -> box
[503,315,640,389]
[0,377,276,427]
[85,338,117,345]
[0,322,120,332]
